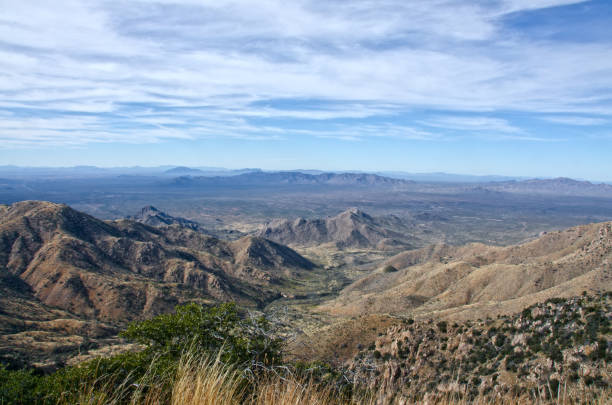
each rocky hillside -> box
[0,201,315,367]
[322,220,612,319]
[348,293,611,402]
[0,201,315,320]
[258,208,416,249]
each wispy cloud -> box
[419,116,522,133]
[0,0,609,146]
[540,115,609,126]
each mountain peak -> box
[139,205,161,214]
[258,209,413,249]
[340,207,370,218]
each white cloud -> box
[499,0,589,14]
[0,0,609,146]
[419,116,521,133]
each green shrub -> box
[121,302,282,368]
[1,302,282,404]
[0,365,43,404]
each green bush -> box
[121,302,282,367]
[1,302,282,404]
[0,365,43,404]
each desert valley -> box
[0,169,611,403]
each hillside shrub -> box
[121,302,282,368]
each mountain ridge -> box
[166,171,410,188]
[322,219,612,319]
[257,208,416,249]
[0,201,315,321]
[482,177,612,197]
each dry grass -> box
[169,355,244,405]
[66,355,611,405]
[252,377,360,405]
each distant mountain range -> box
[377,171,529,183]
[0,165,263,178]
[167,171,409,187]
[481,177,612,197]
[1,165,611,187]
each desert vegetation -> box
[1,295,610,404]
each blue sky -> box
[0,0,611,180]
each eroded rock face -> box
[346,294,612,403]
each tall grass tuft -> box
[169,354,244,405]
[64,354,611,405]
[252,376,360,405]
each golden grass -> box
[66,355,611,405]
[170,355,244,405]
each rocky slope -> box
[258,208,416,249]
[0,201,316,320]
[322,220,612,319]
[0,201,315,367]
[0,270,122,369]
[347,293,611,402]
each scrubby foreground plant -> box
[0,302,283,404]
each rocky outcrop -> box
[127,205,206,232]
